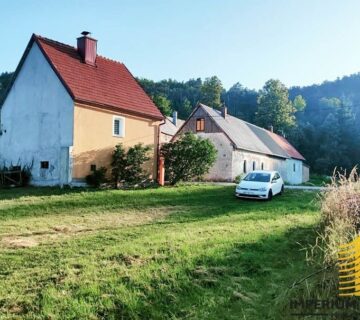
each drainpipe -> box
[157,118,166,185]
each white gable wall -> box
[0,42,74,185]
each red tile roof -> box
[33,35,163,120]
[268,131,305,161]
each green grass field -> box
[0,185,320,319]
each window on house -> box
[253,161,256,171]
[40,161,49,169]
[196,118,205,132]
[113,116,125,137]
[293,163,296,172]
[261,163,264,170]
[243,160,247,173]
[90,164,97,172]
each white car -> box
[235,170,284,200]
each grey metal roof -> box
[161,116,185,136]
[199,104,304,160]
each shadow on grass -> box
[0,186,318,224]
[99,225,319,319]
[0,212,319,319]
[0,186,96,200]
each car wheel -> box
[267,189,273,201]
[279,185,284,195]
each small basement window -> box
[113,116,125,137]
[196,118,205,132]
[40,161,49,169]
[90,164,97,171]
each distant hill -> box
[290,73,360,125]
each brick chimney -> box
[77,31,97,66]
[221,105,227,118]
[269,125,274,132]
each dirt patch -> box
[110,253,147,266]
[2,237,38,248]
[0,206,182,249]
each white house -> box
[175,103,309,184]
[0,32,164,186]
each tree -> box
[161,132,217,185]
[0,72,13,102]
[200,76,223,109]
[111,143,151,187]
[125,144,151,184]
[152,94,172,116]
[319,97,341,110]
[223,82,258,122]
[255,79,296,134]
[111,144,127,185]
[293,95,306,112]
[180,98,193,118]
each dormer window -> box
[113,116,125,137]
[196,118,205,132]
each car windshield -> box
[243,172,271,182]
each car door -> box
[273,173,282,194]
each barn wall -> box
[196,132,233,181]
[285,159,304,184]
[232,149,287,181]
[303,164,310,183]
[0,42,74,185]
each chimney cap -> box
[81,31,91,37]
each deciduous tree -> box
[201,76,223,109]
[255,79,296,134]
[161,133,217,185]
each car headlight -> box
[259,187,267,191]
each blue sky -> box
[2,0,360,89]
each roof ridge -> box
[35,34,124,65]
[201,103,285,138]
[97,55,123,65]
[35,34,77,51]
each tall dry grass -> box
[279,168,360,316]
[317,168,360,265]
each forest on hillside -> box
[1,71,360,175]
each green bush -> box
[86,167,107,187]
[111,143,151,187]
[161,132,217,185]
[234,174,245,184]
